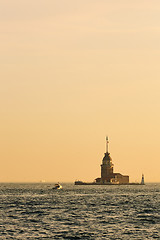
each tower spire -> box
[106,136,109,153]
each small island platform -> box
[75,181,143,186]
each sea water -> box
[0,183,159,239]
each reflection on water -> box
[0,183,160,239]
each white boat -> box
[53,183,62,189]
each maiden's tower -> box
[95,137,129,184]
[75,137,131,185]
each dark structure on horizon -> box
[95,137,129,184]
[75,137,143,185]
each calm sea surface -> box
[0,183,159,239]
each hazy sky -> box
[0,0,160,182]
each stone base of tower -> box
[95,173,129,184]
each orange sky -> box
[0,0,160,182]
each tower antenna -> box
[106,136,109,153]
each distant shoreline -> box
[0,182,160,184]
